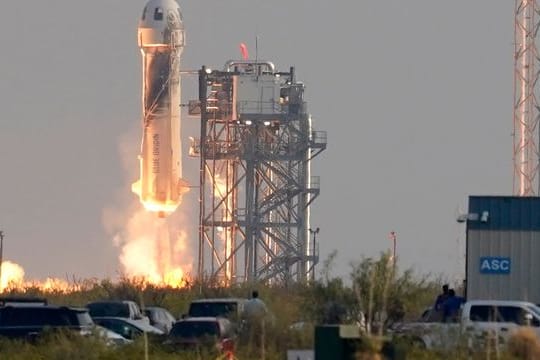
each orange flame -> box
[37,278,73,293]
[0,261,77,293]
[0,261,25,291]
[101,127,193,289]
[131,179,185,215]
[112,205,191,288]
[0,257,187,292]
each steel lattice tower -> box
[514,0,540,195]
[190,61,326,283]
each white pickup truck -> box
[392,300,540,349]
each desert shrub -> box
[506,327,540,360]
[351,252,440,331]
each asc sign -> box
[479,257,511,274]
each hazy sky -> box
[0,1,513,282]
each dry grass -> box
[506,327,540,360]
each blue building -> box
[466,196,540,303]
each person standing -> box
[242,290,268,359]
[243,291,268,320]
[434,284,450,312]
[433,284,449,312]
[430,284,450,321]
[442,289,465,322]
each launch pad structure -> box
[189,60,326,283]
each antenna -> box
[255,35,259,64]
[513,0,540,195]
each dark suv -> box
[187,298,246,321]
[0,305,94,340]
[164,317,235,353]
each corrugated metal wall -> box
[467,230,540,302]
[466,196,540,303]
[468,196,540,231]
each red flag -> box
[239,43,249,60]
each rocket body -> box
[133,0,188,215]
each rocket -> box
[132,0,188,217]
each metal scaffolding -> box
[190,61,326,283]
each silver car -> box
[92,317,163,340]
[144,306,176,333]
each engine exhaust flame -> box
[113,206,191,288]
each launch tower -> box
[190,61,326,283]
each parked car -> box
[0,297,48,306]
[87,301,149,323]
[94,325,132,346]
[144,306,176,333]
[0,304,94,341]
[164,317,235,352]
[92,317,164,340]
[187,298,247,322]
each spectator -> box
[242,291,268,356]
[442,289,465,322]
[243,290,268,321]
[434,284,449,312]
